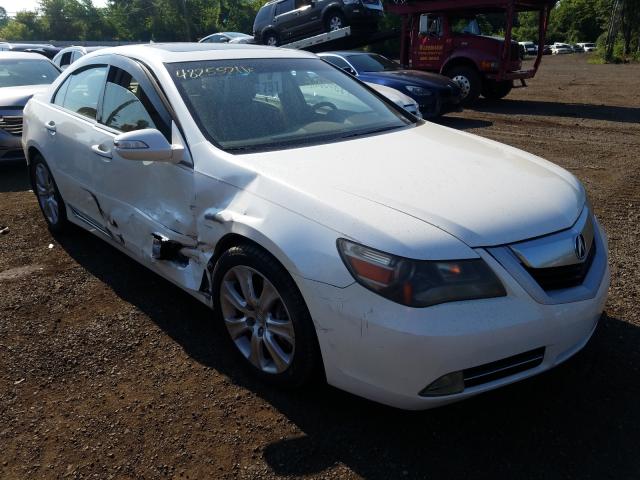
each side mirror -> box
[113,128,183,164]
[343,66,357,76]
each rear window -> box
[0,59,59,87]
[168,58,413,153]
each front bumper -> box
[0,130,25,162]
[296,222,609,410]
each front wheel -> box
[482,80,513,100]
[31,154,69,233]
[212,243,321,387]
[262,32,278,46]
[447,66,481,106]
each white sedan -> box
[22,44,609,410]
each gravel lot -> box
[1,53,639,479]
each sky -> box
[0,0,107,16]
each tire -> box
[325,11,346,32]
[481,80,513,100]
[30,154,69,234]
[212,243,321,388]
[447,66,481,106]
[262,31,278,46]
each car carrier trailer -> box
[385,0,557,103]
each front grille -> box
[511,43,522,61]
[463,347,545,388]
[0,115,23,136]
[524,242,596,291]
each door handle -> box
[91,144,112,159]
[45,121,56,134]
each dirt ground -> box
[1,53,639,479]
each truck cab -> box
[411,13,522,103]
[386,0,557,105]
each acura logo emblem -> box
[575,234,587,261]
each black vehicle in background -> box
[253,0,384,46]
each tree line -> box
[0,0,638,61]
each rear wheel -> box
[325,11,346,32]
[213,243,320,387]
[447,66,481,106]
[31,154,69,233]
[482,80,513,100]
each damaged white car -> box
[23,44,609,410]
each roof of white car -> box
[0,51,53,62]
[88,43,317,63]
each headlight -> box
[337,239,506,307]
[405,85,433,96]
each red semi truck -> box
[385,0,557,104]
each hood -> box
[239,123,584,249]
[359,70,456,90]
[0,85,50,108]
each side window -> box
[323,56,351,70]
[275,0,294,16]
[71,51,82,62]
[100,66,168,138]
[59,51,72,67]
[53,66,108,120]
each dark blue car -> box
[319,51,463,118]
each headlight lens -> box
[405,85,433,96]
[337,239,506,307]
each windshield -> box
[169,58,413,153]
[0,59,59,87]
[346,54,399,73]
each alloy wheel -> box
[451,75,471,99]
[329,16,344,31]
[35,163,59,225]
[220,266,295,374]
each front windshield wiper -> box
[340,125,407,140]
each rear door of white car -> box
[89,57,196,264]
[45,63,109,227]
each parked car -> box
[542,44,552,55]
[199,32,253,44]
[0,43,61,59]
[365,82,422,118]
[519,41,537,56]
[0,52,60,162]
[552,43,573,55]
[52,46,107,70]
[253,0,384,46]
[23,43,609,410]
[319,51,462,117]
[577,42,596,53]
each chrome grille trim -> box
[0,115,23,136]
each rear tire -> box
[212,243,321,388]
[325,11,346,32]
[482,80,513,100]
[447,66,481,106]
[30,154,69,234]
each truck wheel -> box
[325,11,346,32]
[482,80,513,100]
[262,31,278,46]
[447,66,481,105]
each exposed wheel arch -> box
[442,57,479,77]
